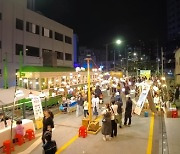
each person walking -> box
[110,101,118,138]
[175,86,179,100]
[42,109,54,144]
[124,97,133,126]
[76,94,84,117]
[43,131,57,154]
[101,103,112,141]
[83,98,89,118]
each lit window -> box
[26,22,40,34]
[42,27,53,38]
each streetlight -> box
[105,39,122,71]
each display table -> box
[0,119,35,147]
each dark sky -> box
[35,0,166,48]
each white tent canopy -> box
[0,87,41,106]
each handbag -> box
[111,107,119,124]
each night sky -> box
[35,0,166,48]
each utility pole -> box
[3,53,8,89]
[105,44,108,71]
[161,47,164,76]
[114,50,115,71]
[19,50,23,87]
[157,40,159,75]
[85,57,92,121]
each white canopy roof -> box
[0,87,41,106]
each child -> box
[43,131,57,154]
[83,99,89,118]
[15,120,24,136]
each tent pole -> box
[10,86,17,141]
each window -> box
[42,27,53,38]
[15,44,23,55]
[55,32,63,41]
[65,53,72,61]
[16,18,24,30]
[26,46,39,57]
[0,13,2,20]
[26,22,39,34]
[65,36,72,44]
[56,51,63,60]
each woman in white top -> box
[110,101,118,138]
[92,94,99,116]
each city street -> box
[9,94,161,154]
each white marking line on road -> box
[18,133,42,154]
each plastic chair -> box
[15,134,25,146]
[3,140,14,154]
[172,110,178,118]
[79,126,87,138]
[25,129,35,141]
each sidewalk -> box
[164,110,180,154]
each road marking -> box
[56,134,79,154]
[55,115,102,154]
[146,112,155,154]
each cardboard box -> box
[166,110,172,118]
[88,121,99,132]
[82,119,89,127]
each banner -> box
[140,70,151,79]
[32,96,44,120]
[134,83,151,115]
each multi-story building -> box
[175,48,180,84]
[167,0,180,41]
[0,0,74,88]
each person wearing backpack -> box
[115,92,123,128]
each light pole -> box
[105,39,122,71]
[85,57,92,121]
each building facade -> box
[0,0,74,88]
[167,0,180,41]
[175,48,180,84]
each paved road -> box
[9,92,160,154]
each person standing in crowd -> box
[0,113,10,127]
[42,109,54,144]
[43,131,57,154]
[110,101,118,138]
[124,83,130,96]
[83,98,89,118]
[124,97,133,126]
[95,85,102,98]
[175,86,179,100]
[92,94,99,117]
[76,93,84,117]
[101,103,112,141]
[116,94,123,128]
[117,83,121,94]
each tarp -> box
[0,87,41,106]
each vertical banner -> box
[134,83,151,115]
[32,96,44,129]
